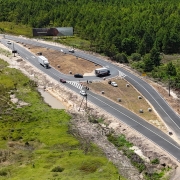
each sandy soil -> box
[26,44,102,75]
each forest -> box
[0,0,180,89]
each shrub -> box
[115,53,129,63]
[79,160,103,173]
[131,53,141,61]
[0,170,7,176]
[51,166,64,172]
[151,158,160,164]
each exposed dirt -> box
[82,79,168,133]
[27,45,101,75]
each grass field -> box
[0,58,123,180]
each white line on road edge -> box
[127,75,180,130]
[88,92,180,162]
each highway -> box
[1,35,180,161]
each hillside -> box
[0,48,125,179]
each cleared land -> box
[27,45,101,75]
[82,79,167,132]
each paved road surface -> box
[1,35,180,162]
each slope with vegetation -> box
[0,58,121,180]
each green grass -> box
[0,22,32,37]
[0,48,11,57]
[0,59,124,180]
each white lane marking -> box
[67,81,83,90]
[24,59,180,160]
[88,93,180,160]
[127,75,180,130]
[119,70,126,78]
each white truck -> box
[38,55,50,69]
[95,67,110,77]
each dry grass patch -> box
[26,45,101,75]
[85,78,167,132]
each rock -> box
[148,108,152,112]
[117,98,121,102]
[11,98,18,104]
[16,59,23,62]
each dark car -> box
[60,79,66,83]
[74,74,83,78]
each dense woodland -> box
[1,0,180,89]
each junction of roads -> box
[1,35,180,162]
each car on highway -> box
[74,74,83,78]
[60,79,66,83]
[7,40,11,45]
[80,90,87,96]
[69,48,75,53]
[111,81,118,87]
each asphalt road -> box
[1,35,180,162]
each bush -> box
[51,166,64,172]
[115,53,129,63]
[0,170,7,176]
[151,158,160,164]
[131,53,141,61]
[79,160,103,173]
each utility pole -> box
[85,94,87,109]
[78,95,86,111]
[78,86,88,111]
[168,75,171,96]
[12,43,17,57]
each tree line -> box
[1,0,180,55]
[0,0,180,89]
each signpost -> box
[12,43,17,57]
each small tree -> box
[131,53,141,61]
[143,54,154,72]
[115,53,128,63]
[150,48,161,67]
[166,62,177,76]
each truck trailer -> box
[38,56,50,69]
[95,67,110,77]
